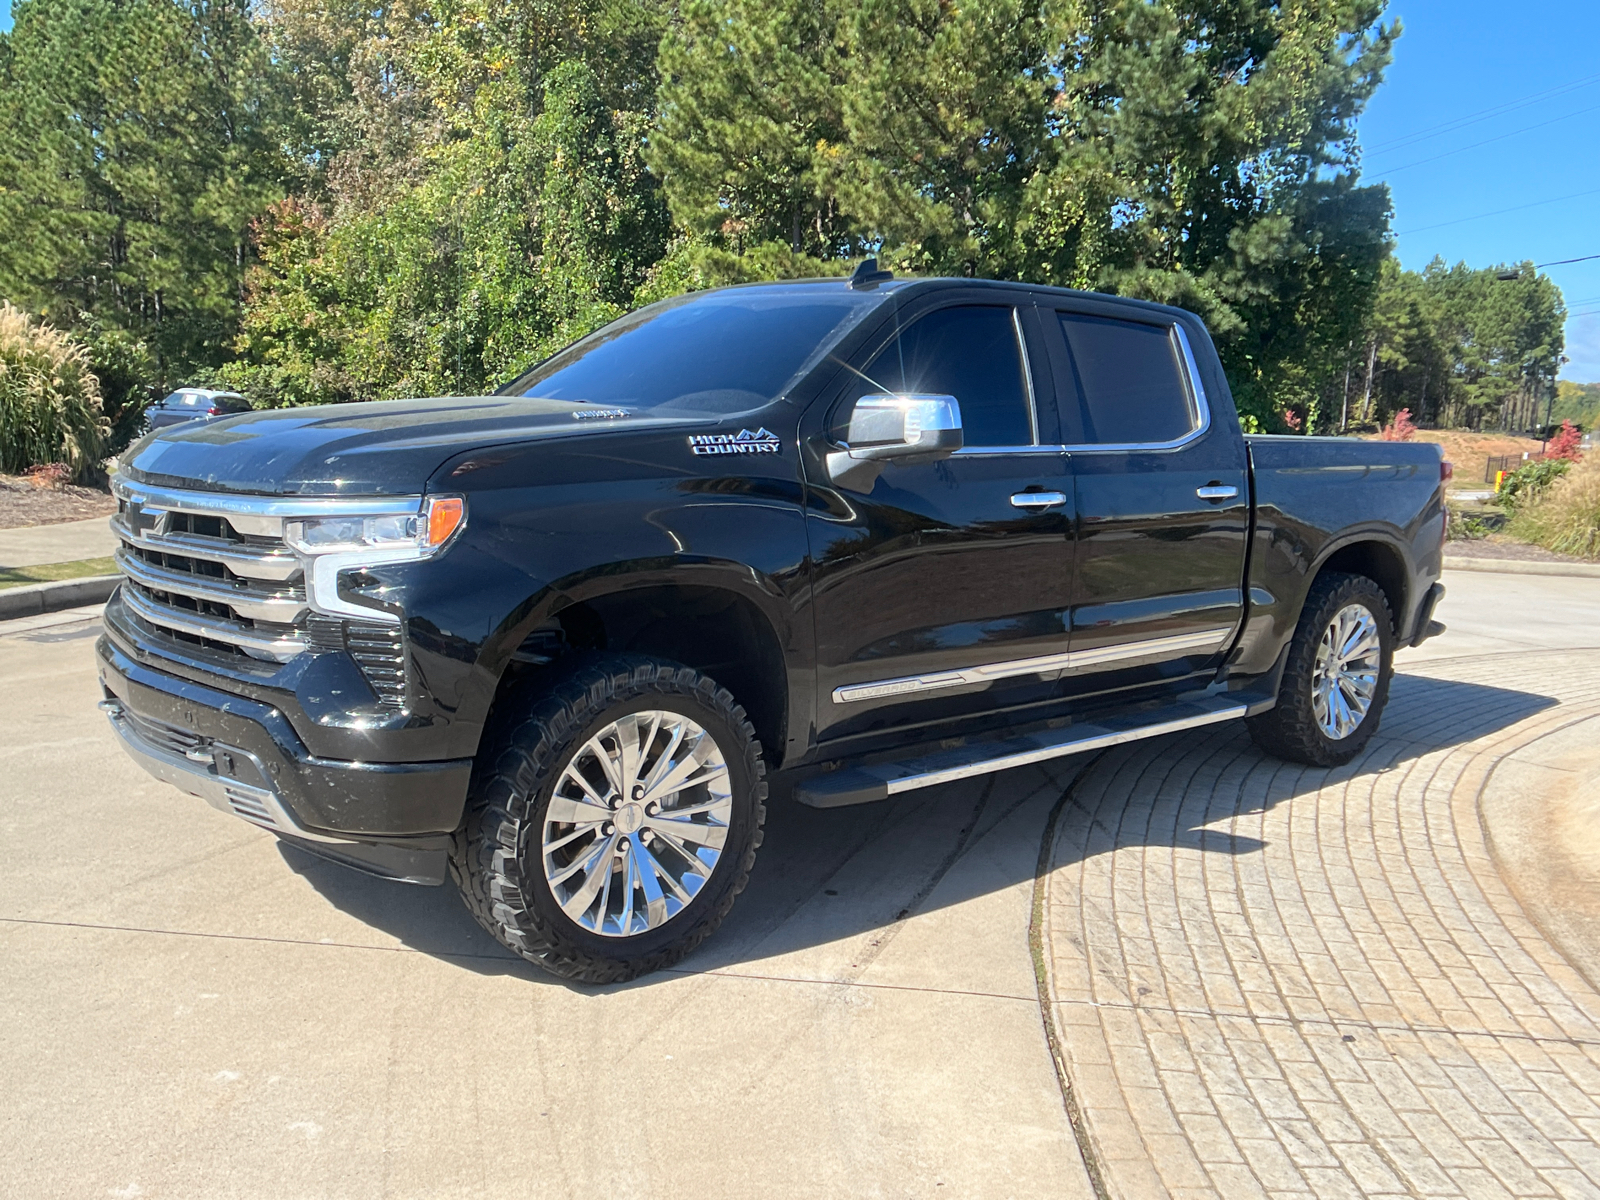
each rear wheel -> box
[1247,571,1394,767]
[452,655,766,983]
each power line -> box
[1368,101,1600,176]
[1394,187,1600,236]
[1363,69,1600,156]
[1538,254,1600,269]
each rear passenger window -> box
[1056,313,1196,446]
[849,306,1034,447]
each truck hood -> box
[118,396,700,495]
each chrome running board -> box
[794,696,1248,808]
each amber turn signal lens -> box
[424,496,465,547]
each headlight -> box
[285,497,464,555]
[289,495,466,622]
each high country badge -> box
[688,428,782,456]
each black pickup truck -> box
[98,264,1448,981]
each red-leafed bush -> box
[1378,408,1417,441]
[1547,420,1583,462]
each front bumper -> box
[97,635,470,884]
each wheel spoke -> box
[543,823,598,856]
[615,713,650,796]
[632,841,670,928]
[584,734,625,797]
[646,812,729,850]
[641,721,686,792]
[546,788,612,827]
[643,824,710,874]
[552,834,614,899]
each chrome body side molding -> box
[831,626,1235,705]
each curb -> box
[1443,556,1600,579]
[0,575,119,621]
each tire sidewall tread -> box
[1248,571,1395,767]
[451,654,767,984]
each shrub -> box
[1547,419,1584,463]
[1378,407,1417,441]
[1496,457,1571,510]
[1509,457,1600,560]
[0,302,111,480]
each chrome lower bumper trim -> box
[100,699,350,843]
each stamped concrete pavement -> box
[1040,570,1600,1199]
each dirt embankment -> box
[1409,430,1548,488]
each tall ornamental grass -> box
[0,302,111,480]
[1510,457,1600,561]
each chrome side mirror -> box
[827,394,963,490]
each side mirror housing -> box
[827,394,963,489]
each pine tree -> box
[0,0,289,420]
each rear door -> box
[802,293,1077,745]
[1043,307,1249,694]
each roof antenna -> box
[849,257,895,290]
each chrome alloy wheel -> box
[541,710,733,937]
[1311,603,1382,740]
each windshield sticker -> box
[688,429,782,456]
[571,408,631,420]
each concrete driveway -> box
[2,568,1598,1199]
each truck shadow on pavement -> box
[281,671,1558,989]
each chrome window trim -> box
[1013,307,1041,446]
[831,625,1235,704]
[1039,318,1214,455]
[954,322,1213,458]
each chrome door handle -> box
[1010,491,1068,510]
[1196,485,1239,501]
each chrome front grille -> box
[109,480,412,707]
[112,506,309,662]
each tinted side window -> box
[1056,313,1195,445]
[852,306,1033,447]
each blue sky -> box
[1362,0,1600,381]
[4,1,1598,377]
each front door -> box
[802,297,1078,746]
[1041,306,1249,698]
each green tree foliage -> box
[652,0,1397,428]
[7,0,1570,435]
[0,301,110,478]
[227,0,671,405]
[0,0,288,432]
[1346,258,1566,432]
[1552,381,1600,431]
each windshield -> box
[500,284,891,415]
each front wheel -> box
[1247,571,1394,767]
[452,655,767,983]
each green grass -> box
[0,556,118,590]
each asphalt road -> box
[2,568,1597,1199]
